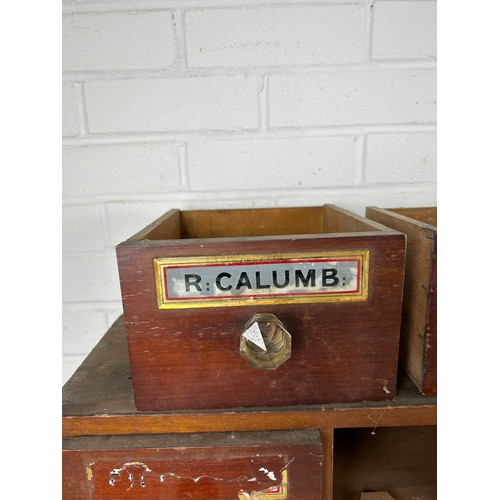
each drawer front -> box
[117,233,405,410]
[63,432,323,500]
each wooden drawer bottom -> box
[63,430,323,499]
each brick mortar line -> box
[76,82,90,136]
[178,143,190,189]
[102,202,114,250]
[62,0,377,15]
[258,75,270,131]
[62,301,123,311]
[62,124,437,146]
[62,184,437,205]
[62,61,437,81]
[367,0,375,61]
[60,251,121,258]
[63,353,93,360]
[63,247,118,256]
[353,134,366,186]
[173,8,187,72]
[63,302,121,311]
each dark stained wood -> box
[333,426,437,500]
[365,207,437,395]
[62,317,436,437]
[424,243,437,394]
[63,430,323,499]
[116,205,406,411]
[62,315,134,416]
[63,429,322,449]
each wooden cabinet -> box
[62,317,437,499]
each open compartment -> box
[333,425,437,500]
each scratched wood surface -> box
[365,207,437,395]
[62,316,437,437]
[63,430,323,499]
[116,204,407,411]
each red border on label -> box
[162,257,361,302]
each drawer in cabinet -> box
[116,205,406,410]
[62,430,323,499]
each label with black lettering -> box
[154,251,368,309]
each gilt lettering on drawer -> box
[154,251,369,309]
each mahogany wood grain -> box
[365,207,437,395]
[63,430,323,499]
[62,317,437,438]
[116,205,406,411]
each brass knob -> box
[240,313,291,370]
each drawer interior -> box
[130,205,388,242]
[333,425,437,500]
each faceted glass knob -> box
[240,313,292,370]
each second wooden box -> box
[365,207,437,395]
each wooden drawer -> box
[116,205,406,410]
[62,430,323,499]
[365,207,437,395]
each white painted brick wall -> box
[365,132,437,184]
[62,254,121,303]
[188,136,357,190]
[185,5,367,67]
[62,11,177,71]
[84,75,259,132]
[62,0,437,384]
[62,83,81,137]
[269,69,437,127]
[62,204,108,252]
[372,1,437,60]
[63,307,109,354]
[63,143,181,197]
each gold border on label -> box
[154,250,369,310]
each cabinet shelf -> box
[63,316,436,438]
